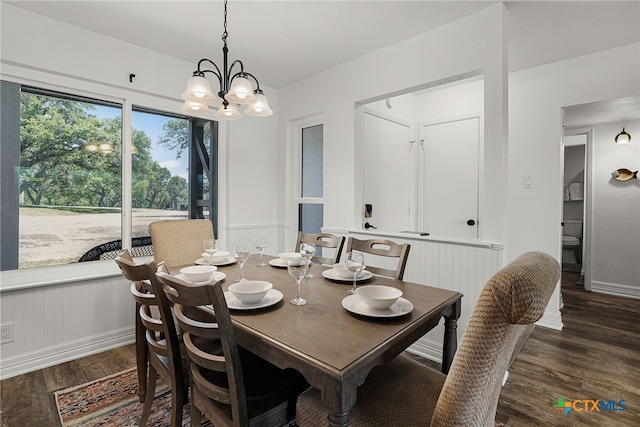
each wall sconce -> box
[615,127,631,144]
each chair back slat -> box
[346,237,411,280]
[296,231,345,266]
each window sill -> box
[0,257,152,293]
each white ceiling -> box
[5,1,640,125]
[6,1,640,90]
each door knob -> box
[467,219,476,226]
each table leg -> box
[442,298,461,374]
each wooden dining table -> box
[178,254,462,427]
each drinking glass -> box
[203,239,217,256]
[232,246,251,282]
[287,257,308,305]
[254,237,268,267]
[345,252,365,295]
[299,242,316,278]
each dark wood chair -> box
[345,237,411,280]
[295,251,561,426]
[295,231,345,265]
[114,252,187,426]
[155,273,309,427]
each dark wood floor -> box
[1,272,638,427]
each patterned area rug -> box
[55,368,298,427]
[54,368,207,427]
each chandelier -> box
[180,0,272,120]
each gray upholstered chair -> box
[295,251,561,427]
[345,237,411,280]
[295,231,345,266]
[148,219,214,268]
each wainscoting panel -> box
[0,274,134,380]
[348,231,503,362]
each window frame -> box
[0,79,217,289]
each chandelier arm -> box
[197,59,223,82]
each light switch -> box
[523,175,534,188]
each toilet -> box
[562,220,582,265]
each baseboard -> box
[535,310,563,331]
[591,280,640,300]
[406,338,442,364]
[0,327,134,380]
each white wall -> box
[590,120,639,297]
[278,4,508,245]
[508,43,640,315]
[0,3,280,378]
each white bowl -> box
[278,252,302,262]
[228,280,273,304]
[332,263,366,279]
[180,265,217,283]
[356,285,403,310]
[201,250,230,263]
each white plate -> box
[223,289,283,310]
[196,257,237,266]
[269,258,290,268]
[322,269,373,282]
[175,271,226,285]
[341,295,413,318]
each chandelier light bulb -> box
[245,92,273,117]
[182,75,216,103]
[215,103,242,120]
[180,100,211,113]
[226,75,257,104]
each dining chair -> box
[295,251,561,427]
[114,252,188,427]
[155,273,309,427]
[114,249,150,403]
[148,219,215,269]
[295,231,345,265]
[345,237,411,280]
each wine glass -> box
[254,237,268,267]
[203,239,217,256]
[345,252,365,295]
[299,242,316,278]
[287,257,308,306]
[232,246,251,282]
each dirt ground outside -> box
[18,207,188,268]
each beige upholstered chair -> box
[295,251,561,427]
[345,237,411,280]
[114,253,188,427]
[148,219,214,268]
[156,273,309,427]
[295,231,345,266]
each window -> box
[0,82,217,270]
[16,88,123,268]
[298,124,324,235]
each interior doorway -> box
[561,135,586,283]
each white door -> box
[421,116,479,238]
[363,112,413,231]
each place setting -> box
[223,280,283,311]
[195,239,236,266]
[176,265,226,285]
[342,285,414,318]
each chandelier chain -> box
[222,0,228,43]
